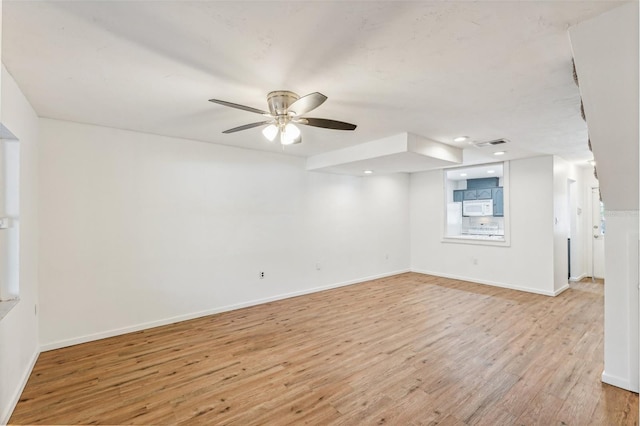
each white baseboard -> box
[569,273,587,282]
[602,371,637,392]
[410,269,559,297]
[1,349,40,426]
[40,269,411,352]
[553,284,570,296]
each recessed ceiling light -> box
[493,151,506,156]
[364,170,373,174]
[453,136,468,143]
[487,170,496,174]
[460,173,467,177]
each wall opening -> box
[442,161,510,245]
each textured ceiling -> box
[2,1,626,163]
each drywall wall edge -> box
[1,349,39,426]
[40,269,411,352]
[601,371,633,392]
[553,284,570,296]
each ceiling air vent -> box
[474,138,509,148]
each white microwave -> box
[463,199,493,216]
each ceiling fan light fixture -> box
[262,124,278,141]
[281,123,301,145]
[285,122,301,138]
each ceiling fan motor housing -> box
[267,90,299,116]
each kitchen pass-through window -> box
[443,162,510,246]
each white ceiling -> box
[2,1,625,166]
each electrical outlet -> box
[259,272,265,279]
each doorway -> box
[568,179,578,280]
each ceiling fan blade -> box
[287,92,327,116]
[298,117,357,131]
[222,121,271,134]
[209,98,271,116]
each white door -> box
[591,187,605,279]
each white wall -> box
[602,211,639,392]
[0,0,3,121]
[410,156,558,296]
[552,157,570,293]
[569,2,639,393]
[38,119,410,349]
[0,67,40,424]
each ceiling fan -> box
[208,91,357,145]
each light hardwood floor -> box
[10,273,638,425]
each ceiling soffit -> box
[307,133,462,175]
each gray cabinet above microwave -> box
[492,187,504,216]
[459,188,492,200]
[463,190,477,200]
[476,188,492,199]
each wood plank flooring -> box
[10,273,638,425]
